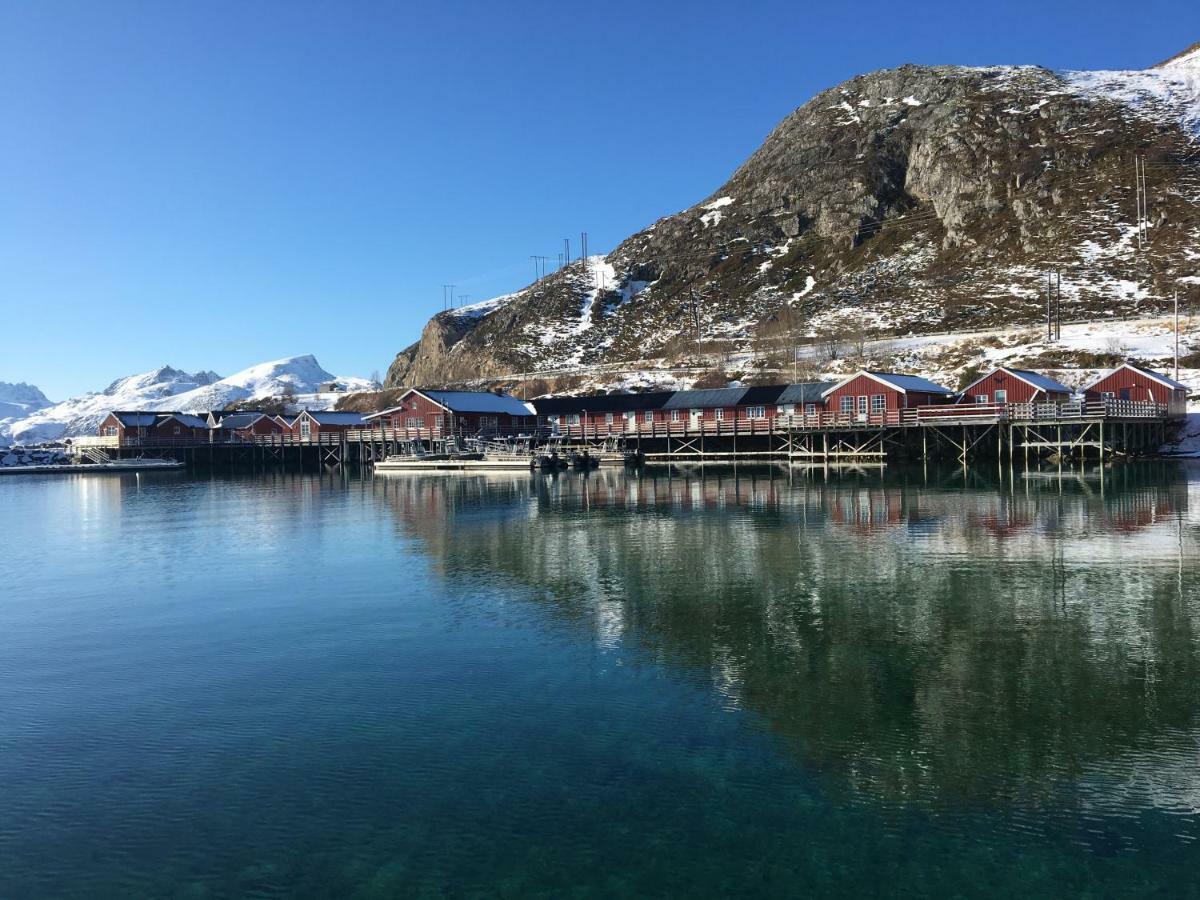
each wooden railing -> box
[71,399,1169,449]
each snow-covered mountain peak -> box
[2,354,375,444]
[0,382,51,406]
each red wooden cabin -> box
[957,367,1073,405]
[289,410,367,441]
[365,389,535,437]
[821,371,955,421]
[98,411,208,443]
[211,412,286,441]
[1083,364,1189,417]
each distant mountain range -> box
[1,355,374,444]
[385,42,1200,389]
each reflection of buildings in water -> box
[369,466,1200,812]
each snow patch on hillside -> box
[1064,50,1200,135]
[447,292,519,321]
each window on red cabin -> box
[839,396,854,414]
[871,395,886,413]
[974,394,988,404]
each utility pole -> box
[458,294,470,310]
[442,283,455,313]
[1171,289,1180,381]
[564,238,571,266]
[580,231,588,264]
[1055,270,1062,341]
[1047,271,1053,342]
[690,289,703,361]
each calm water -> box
[2,463,1199,898]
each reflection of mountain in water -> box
[372,464,1200,820]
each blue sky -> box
[2,0,1198,399]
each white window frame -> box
[671,409,681,422]
[994,389,1007,404]
[605,413,614,425]
[857,395,869,416]
[714,408,725,421]
[805,403,817,416]
[974,394,989,404]
[300,419,311,440]
[870,394,886,413]
[745,406,766,419]
[644,410,653,423]
[839,396,854,414]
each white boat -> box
[374,453,536,472]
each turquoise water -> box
[1,464,1199,898]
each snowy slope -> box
[0,382,53,443]
[1064,44,1200,136]
[5,356,375,444]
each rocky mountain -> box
[4,356,375,444]
[386,44,1200,389]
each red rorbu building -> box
[97,411,208,444]
[1083,363,1189,417]
[364,389,536,437]
[288,410,367,441]
[957,367,1074,405]
[821,371,955,421]
[210,412,286,441]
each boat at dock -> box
[375,452,537,472]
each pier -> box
[67,398,1175,471]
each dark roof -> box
[662,387,750,410]
[530,392,673,416]
[209,409,267,423]
[162,413,209,429]
[302,411,366,425]
[777,382,837,404]
[738,385,788,406]
[111,411,161,427]
[420,390,534,415]
[824,372,954,396]
[1125,363,1189,391]
[990,367,1074,395]
[213,412,264,430]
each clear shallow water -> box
[1,464,1199,898]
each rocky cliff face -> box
[386,49,1200,389]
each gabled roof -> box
[962,366,1074,396]
[662,387,749,410]
[821,371,954,398]
[530,392,673,416]
[298,411,366,425]
[420,389,536,416]
[776,382,837,404]
[368,389,535,418]
[737,385,789,406]
[213,412,265,430]
[1085,362,1189,392]
[209,409,267,424]
[110,411,160,427]
[161,413,209,430]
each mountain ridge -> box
[384,47,1200,390]
[2,356,374,444]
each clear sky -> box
[2,0,1198,399]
